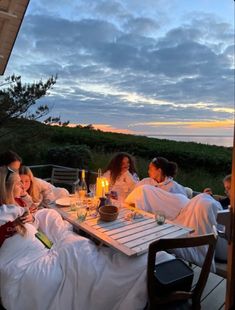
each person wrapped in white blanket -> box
[0,166,174,310]
[19,165,69,208]
[103,152,139,202]
[125,157,222,268]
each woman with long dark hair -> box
[103,152,139,202]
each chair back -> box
[51,167,80,191]
[147,233,217,309]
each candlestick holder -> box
[98,197,107,209]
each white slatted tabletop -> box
[53,205,193,256]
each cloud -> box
[124,17,160,35]
[3,0,233,138]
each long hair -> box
[151,157,178,178]
[0,150,22,167]
[19,166,41,203]
[0,166,16,205]
[0,166,26,236]
[104,152,137,185]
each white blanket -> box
[126,185,189,220]
[0,205,174,310]
[125,186,222,267]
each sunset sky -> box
[3,0,234,138]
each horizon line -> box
[146,134,233,138]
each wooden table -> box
[53,205,193,256]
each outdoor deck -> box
[158,265,226,310]
[0,266,226,310]
[195,266,226,309]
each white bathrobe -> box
[103,170,139,202]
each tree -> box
[0,74,60,127]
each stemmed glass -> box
[89,184,96,197]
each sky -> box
[3,0,235,138]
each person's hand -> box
[20,188,28,197]
[203,188,213,195]
[29,203,38,214]
[19,212,35,224]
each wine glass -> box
[89,184,96,197]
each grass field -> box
[1,122,232,195]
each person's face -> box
[8,160,21,171]
[20,174,31,192]
[148,163,162,181]
[121,157,130,172]
[13,175,24,198]
[224,180,231,198]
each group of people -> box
[0,150,175,310]
[0,149,231,310]
[103,152,230,263]
[104,151,231,208]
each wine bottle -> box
[79,169,87,199]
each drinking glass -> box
[77,206,87,222]
[70,198,77,211]
[89,184,96,197]
[155,211,166,225]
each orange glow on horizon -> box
[130,119,234,129]
[64,123,134,134]
[93,124,134,134]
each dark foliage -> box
[50,126,232,175]
[46,144,93,168]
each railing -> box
[28,164,98,188]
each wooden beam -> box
[0,10,17,20]
[0,0,30,75]
[225,123,235,309]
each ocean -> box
[148,135,233,147]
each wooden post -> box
[225,124,235,309]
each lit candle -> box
[96,169,103,197]
[101,180,105,197]
[105,180,109,194]
[96,177,103,197]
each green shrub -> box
[47,144,93,168]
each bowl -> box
[99,205,119,222]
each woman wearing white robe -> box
[0,166,174,310]
[103,152,139,202]
[19,165,69,208]
[136,157,187,197]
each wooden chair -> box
[215,209,230,277]
[50,167,80,192]
[147,233,217,310]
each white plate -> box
[55,197,71,206]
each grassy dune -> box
[1,122,232,194]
